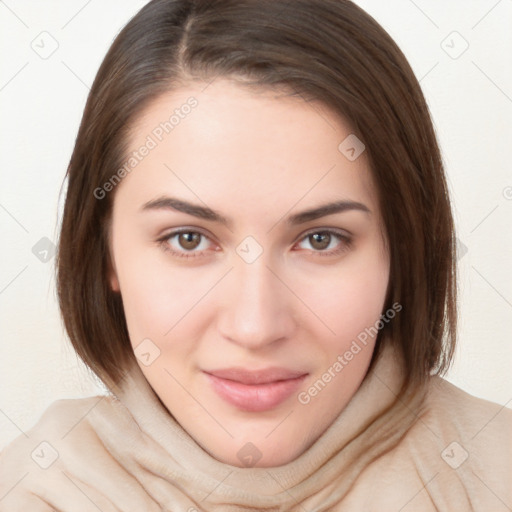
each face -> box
[108,78,390,467]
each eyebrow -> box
[141,196,371,227]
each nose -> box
[217,255,297,350]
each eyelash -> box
[156,228,353,260]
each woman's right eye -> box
[157,229,216,259]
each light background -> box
[0,0,511,450]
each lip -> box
[203,367,308,412]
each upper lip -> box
[203,367,308,385]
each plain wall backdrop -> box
[1,0,511,450]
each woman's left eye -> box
[294,229,353,257]
[157,228,352,260]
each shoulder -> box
[2,394,117,449]
[0,395,117,482]
[426,377,512,473]
[423,376,511,445]
[35,395,114,430]
[401,377,512,509]
[0,395,161,511]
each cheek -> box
[114,249,216,344]
[303,248,389,343]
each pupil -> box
[180,232,200,249]
[312,233,330,250]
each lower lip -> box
[204,373,308,412]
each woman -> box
[0,0,510,510]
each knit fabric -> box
[1,344,510,511]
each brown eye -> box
[158,229,215,260]
[296,229,353,257]
[178,232,202,250]
[308,232,331,251]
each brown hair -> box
[56,0,457,392]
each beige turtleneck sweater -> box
[0,344,510,511]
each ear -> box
[105,218,120,292]
[109,268,120,292]
[107,254,120,292]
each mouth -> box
[203,367,308,412]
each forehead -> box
[118,78,378,215]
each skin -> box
[108,78,390,468]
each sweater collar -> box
[107,343,425,509]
